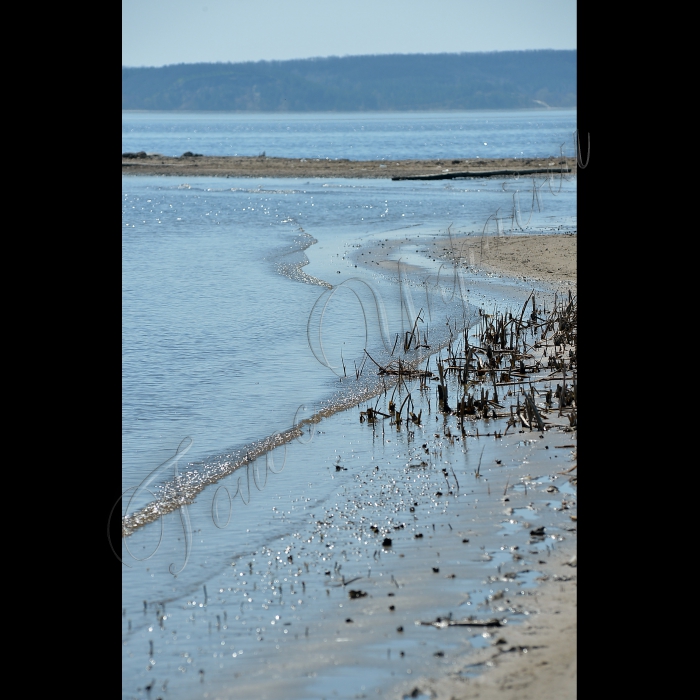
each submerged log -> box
[392,167,571,181]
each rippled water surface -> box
[122,171,575,499]
[122,109,577,160]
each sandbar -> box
[122,154,577,180]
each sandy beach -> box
[122,154,577,180]
[397,549,576,700]
[352,231,576,297]
[406,232,576,700]
[435,232,576,294]
[341,230,578,700]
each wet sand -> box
[391,546,576,700]
[121,154,577,180]
[352,231,576,289]
[345,230,577,700]
[401,233,576,700]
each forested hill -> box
[122,50,576,111]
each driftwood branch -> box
[392,168,571,181]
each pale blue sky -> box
[123,0,576,67]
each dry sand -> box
[434,232,577,295]
[121,154,577,180]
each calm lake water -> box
[121,110,576,700]
[122,109,577,160]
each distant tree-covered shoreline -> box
[122,51,576,112]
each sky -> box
[122,0,576,67]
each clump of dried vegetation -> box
[359,289,577,469]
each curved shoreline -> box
[121,188,576,698]
[122,154,577,179]
[317,228,577,700]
